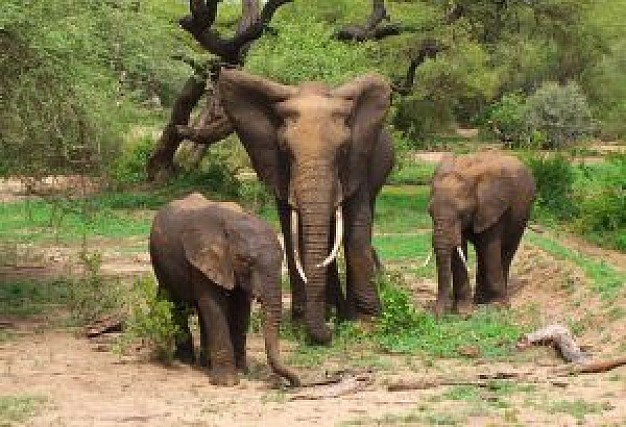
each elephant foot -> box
[453,299,474,317]
[174,345,195,365]
[433,299,451,318]
[209,367,239,387]
[236,358,249,374]
[198,350,209,368]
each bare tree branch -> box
[147,0,292,182]
[392,38,444,95]
[336,0,400,42]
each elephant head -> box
[218,69,391,344]
[428,155,515,312]
[177,195,300,385]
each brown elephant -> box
[218,69,394,344]
[428,152,535,316]
[149,192,300,387]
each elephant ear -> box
[218,68,297,200]
[473,172,512,234]
[182,225,235,291]
[332,73,391,198]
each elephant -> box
[218,68,394,344]
[149,192,300,387]
[428,152,535,316]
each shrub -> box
[525,153,578,220]
[574,154,626,250]
[68,250,124,324]
[487,92,531,146]
[117,276,182,363]
[525,81,594,149]
[108,135,155,185]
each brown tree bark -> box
[146,0,291,182]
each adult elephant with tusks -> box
[217,68,394,344]
[427,152,535,317]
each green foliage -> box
[375,273,426,337]
[525,82,594,149]
[246,18,376,85]
[0,395,47,426]
[0,280,71,318]
[487,92,531,146]
[0,0,190,178]
[525,153,577,220]
[108,135,156,185]
[374,273,522,358]
[574,155,626,250]
[67,251,124,325]
[117,276,182,363]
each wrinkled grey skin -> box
[218,69,394,344]
[428,153,535,316]
[149,192,300,387]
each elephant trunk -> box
[432,218,458,313]
[300,203,333,344]
[261,287,301,387]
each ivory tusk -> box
[317,206,343,268]
[291,210,307,283]
[420,250,433,268]
[456,246,470,272]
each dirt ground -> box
[1,167,625,426]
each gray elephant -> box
[428,152,535,316]
[218,69,394,344]
[149,192,300,387]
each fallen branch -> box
[289,373,373,400]
[516,324,588,363]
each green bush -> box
[574,155,626,250]
[108,135,155,185]
[487,92,531,146]
[525,81,594,149]
[68,251,124,325]
[525,153,578,221]
[117,276,182,363]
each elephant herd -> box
[148,69,536,387]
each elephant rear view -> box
[149,192,299,387]
[428,152,535,316]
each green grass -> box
[527,231,625,300]
[0,395,47,426]
[542,399,609,423]
[0,280,71,317]
[374,233,431,261]
[374,185,432,233]
[0,199,152,244]
[388,161,436,185]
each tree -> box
[146,0,292,182]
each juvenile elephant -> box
[218,69,394,344]
[428,152,535,316]
[149,192,300,387]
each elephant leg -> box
[195,280,238,386]
[276,198,306,322]
[344,188,381,321]
[474,225,508,306]
[501,225,525,288]
[156,285,194,364]
[452,239,472,315]
[228,287,251,373]
[325,259,347,321]
[198,310,209,367]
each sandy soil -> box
[1,233,625,426]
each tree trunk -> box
[146,76,206,182]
